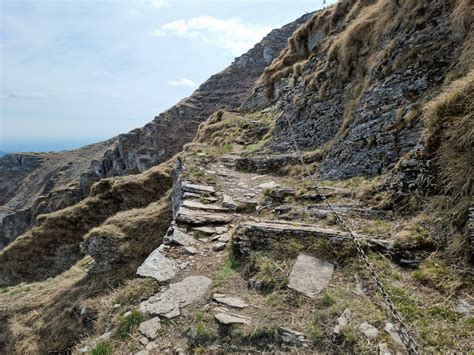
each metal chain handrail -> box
[283,114,420,354]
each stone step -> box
[182,200,229,213]
[233,219,394,256]
[181,182,216,195]
[176,207,234,225]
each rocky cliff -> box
[0,13,310,250]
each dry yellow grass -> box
[1,197,171,353]
[0,163,173,286]
[423,70,474,198]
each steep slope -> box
[243,0,472,183]
[0,13,310,249]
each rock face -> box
[0,14,310,249]
[0,141,117,249]
[243,0,467,183]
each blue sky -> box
[0,0,334,153]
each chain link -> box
[283,114,419,354]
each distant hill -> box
[0,151,9,157]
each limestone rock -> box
[217,233,231,243]
[212,242,227,252]
[384,322,406,349]
[278,327,309,348]
[182,200,228,212]
[182,182,215,195]
[288,253,334,298]
[258,181,279,190]
[333,308,352,339]
[176,207,233,225]
[358,322,379,339]
[213,294,249,308]
[165,228,198,247]
[139,317,161,340]
[140,276,212,315]
[136,249,178,283]
[162,305,180,319]
[222,195,238,210]
[214,311,251,325]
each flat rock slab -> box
[139,317,161,339]
[214,311,251,325]
[182,200,229,212]
[288,253,334,298]
[137,249,178,283]
[176,207,233,225]
[213,294,248,308]
[278,327,309,348]
[182,182,215,194]
[166,228,198,247]
[240,220,348,240]
[140,276,212,316]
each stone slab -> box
[288,253,334,298]
[137,249,178,283]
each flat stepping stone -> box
[176,207,233,225]
[165,228,198,247]
[140,276,212,316]
[139,317,161,339]
[182,200,229,212]
[258,181,279,189]
[213,294,248,308]
[214,310,251,325]
[137,249,178,283]
[288,253,334,298]
[182,182,215,194]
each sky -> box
[0,0,335,153]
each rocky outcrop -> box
[243,0,469,183]
[0,140,117,249]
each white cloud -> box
[168,78,197,87]
[1,91,47,100]
[151,16,271,55]
[139,0,168,8]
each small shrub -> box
[117,310,144,339]
[90,341,114,355]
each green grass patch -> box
[90,341,114,355]
[117,310,144,339]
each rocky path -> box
[80,151,413,353]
